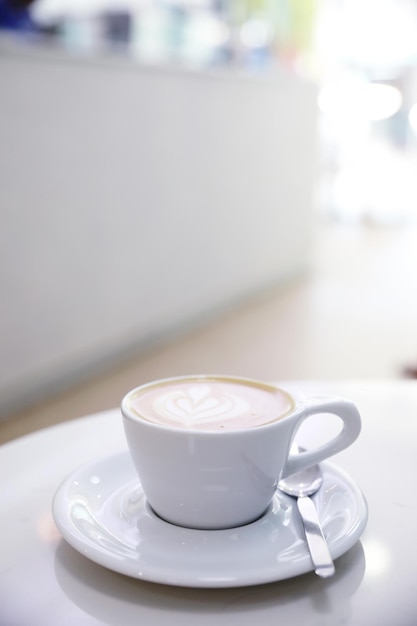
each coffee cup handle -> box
[281,397,361,478]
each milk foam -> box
[128,378,293,430]
[153,384,250,425]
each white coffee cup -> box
[121,375,361,530]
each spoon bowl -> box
[279,463,323,498]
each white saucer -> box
[52,451,368,588]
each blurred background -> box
[2,0,417,442]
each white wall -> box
[0,38,317,416]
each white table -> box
[1,381,416,626]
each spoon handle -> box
[297,496,335,578]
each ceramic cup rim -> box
[121,374,296,435]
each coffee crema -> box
[127,377,293,431]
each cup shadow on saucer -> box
[54,539,366,625]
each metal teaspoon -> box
[278,454,335,578]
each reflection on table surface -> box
[54,540,366,626]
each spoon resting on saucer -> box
[278,451,335,578]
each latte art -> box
[153,384,250,426]
[128,378,293,431]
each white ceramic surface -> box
[52,450,368,588]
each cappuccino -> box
[122,375,362,528]
[127,376,293,431]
